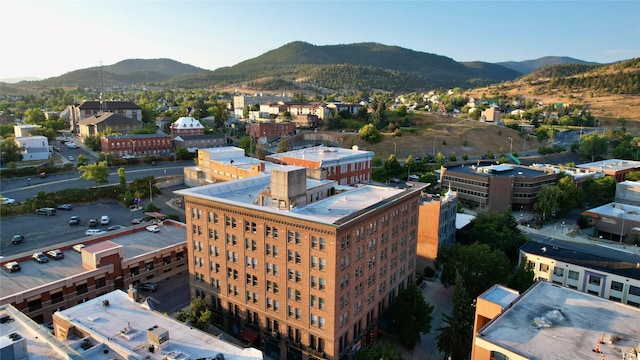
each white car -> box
[1,197,16,205]
[146,225,160,233]
[65,142,79,149]
[72,244,85,253]
[100,215,110,225]
[85,229,107,236]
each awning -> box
[581,210,601,219]
[144,212,167,219]
[241,327,260,343]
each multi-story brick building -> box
[576,159,640,182]
[267,145,374,186]
[441,163,557,212]
[170,116,205,137]
[0,222,187,324]
[175,168,425,360]
[101,133,172,158]
[416,189,458,270]
[247,122,296,141]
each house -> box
[15,136,50,161]
[77,113,142,140]
[480,107,501,122]
[170,116,204,137]
[13,124,41,137]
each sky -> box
[1,0,639,81]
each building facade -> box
[101,134,172,158]
[267,145,374,186]
[176,168,425,360]
[183,147,270,187]
[68,100,142,133]
[576,159,640,182]
[77,113,142,139]
[247,122,296,141]
[170,116,205,137]
[441,163,557,212]
[416,189,457,270]
[15,135,50,161]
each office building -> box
[176,167,425,360]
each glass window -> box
[610,281,623,292]
[568,270,579,280]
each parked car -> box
[146,225,160,233]
[65,142,78,149]
[100,215,110,225]
[35,207,56,216]
[88,219,98,227]
[107,225,125,231]
[4,262,21,273]
[12,234,24,244]
[32,252,49,263]
[46,249,64,260]
[131,218,143,224]
[72,244,85,253]
[57,204,72,211]
[85,229,107,236]
[39,172,48,178]
[137,282,158,292]
[68,155,75,161]
[1,197,16,205]
[69,216,80,225]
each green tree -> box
[256,141,266,160]
[437,242,510,299]
[175,146,192,160]
[0,138,23,163]
[506,259,535,293]
[396,105,407,117]
[353,342,402,360]
[359,124,382,143]
[78,161,109,185]
[469,209,528,263]
[383,154,403,178]
[557,175,581,214]
[76,154,89,166]
[437,271,474,360]
[533,185,562,222]
[84,135,101,151]
[277,136,290,153]
[391,284,433,349]
[238,136,251,155]
[418,172,439,192]
[118,167,126,186]
[434,152,446,166]
[176,297,212,331]
[582,176,616,208]
[625,171,640,181]
[579,134,608,161]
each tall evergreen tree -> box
[437,271,474,360]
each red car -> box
[39,172,48,178]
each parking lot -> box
[1,200,161,257]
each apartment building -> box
[175,167,425,360]
[416,189,458,270]
[78,112,142,139]
[101,133,173,158]
[267,145,374,186]
[441,163,557,212]
[247,121,296,141]
[0,222,187,324]
[68,100,142,133]
[471,281,640,360]
[518,239,640,307]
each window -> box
[629,285,640,296]
[95,277,106,288]
[568,270,579,280]
[76,283,88,295]
[588,276,601,286]
[539,263,549,272]
[553,267,564,277]
[51,291,63,304]
[319,238,326,250]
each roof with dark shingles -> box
[77,112,139,126]
[520,240,640,280]
[76,100,141,110]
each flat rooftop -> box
[55,290,263,360]
[577,159,640,171]
[0,224,186,300]
[445,162,550,179]
[479,281,640,359]
[0,305,68,360]
[585,201,640,221]
[175,175,410,225]
[269,145,373,163]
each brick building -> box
[416,189,458,270]
[68,100,142,134]
[247,122,296,141]
[0,222,187,324]
[175,168,425,360]
[267,145,374,186]
[77,113,142,140]
[576,159,640,182]
[101,133,172,158]
[170,116,205,137]
[441,163,557,212]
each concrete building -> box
[615,180,640,205]
[416,189,458,270]
[183,146,280,187]
[77,113,142,140]
[529,163,604,187]
[13,124,41,138]
[441,163,557,212]
[267,145,374,186]
[175,168,426,360]
[51,290,263,360]
[582,201,640,243]
[519,239,640,307]
[101,133,172,158]
[14,135,50,161]
[471,281,640,360]
[576,159,640,182]
[233,94,293,119]
[0,222,187,324]
[480,107,501,122]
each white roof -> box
[171,116,204,129]
[269,145,373,165]
[56,290,263,360]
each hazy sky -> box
[1,0,639,81]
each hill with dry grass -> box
[466,58,640,122]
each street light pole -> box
[619,212,625,246]
[508,137,513,154]
[149,180,153,204]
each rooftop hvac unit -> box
[0,332,27,360]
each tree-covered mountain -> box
[25,59,208,88]
[497,56,600,75]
